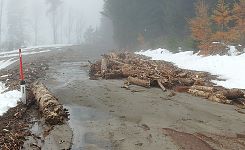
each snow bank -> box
[136,48,245,89]
[0,82,21,116]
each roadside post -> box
[19,49,26,104]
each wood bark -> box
[188,89,211,98]
[89,52,245,108]
[101,57,108,74]
[31,81,68,125]
[104,70,123,79]
[222,89,244,100]
[157,79,166,92]
[127,76,150,88]
[191,85,215,92]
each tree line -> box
[0,0,85,51]
[102,0,241,51]
[189,0,245,55]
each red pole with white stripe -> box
[19,49,26,104]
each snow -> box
[227,45,243,56]
[0,82,21,116]
[136,48,245,89]
[0,59,17,70]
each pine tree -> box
[189,0,212,55]
[232,0,245,44]
[212,0,234,44]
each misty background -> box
[0,0,243,52]
[0,0,106,51]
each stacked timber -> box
[89,52,245,108]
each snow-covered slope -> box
[136,48,245,89]
[0,82,21,116]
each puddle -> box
[23,120,44,149]
[44,61,112,149]
[65,105,112,149]
[46,62,89,89]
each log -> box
[101,57,108,74]
[31,81,68,125]
[208,93,228,103]
[127,76,150,88]
[191,85,215,92]
[122,64,138,77]
[178,78,194,86]
[174,86,190,93]
[222,89,244,100]
[188,89,211,98]
[157,80,166,92]
[104,70,123,79]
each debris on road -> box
[31,81,69,125]
[89,52,245,108]
[0,60,67,149]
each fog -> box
[0,0,104,51]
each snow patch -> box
[0,59,17,70]
[0,82,21,116]
[136,48,245,89]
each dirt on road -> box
[1,45,245,150]
[42,46,245,150]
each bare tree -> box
[31,1,41,46]
[65,9,74,44]
[6,0,27,50]
[46,0,62,44]
[75,16,85,44]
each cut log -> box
[188,89,211,98]
[222,89,244,100]
[104,70,123,79]
[31,81,68,125]
[191,85,215,92]
[208,93,228,103]
[178,78,194,86]
[101,57,108,74]
[122,64,137,77]
[127,76,150,88]
[157,80,167,92]
[174,86,190,93]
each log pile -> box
[31,81,69,125]
[89,52,245,108]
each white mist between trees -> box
[0,0,103,51]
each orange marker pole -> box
[19,49,26,104]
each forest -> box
[103,0,244,54]
[0,0,86,51]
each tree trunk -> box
[31,81,68,125]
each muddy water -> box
[66,105,112,149]
[44,61,112,149]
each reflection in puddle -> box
[66,105,112,149]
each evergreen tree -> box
[232,0,245,44]
[189,0,212,55]
[211,0,234,44]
